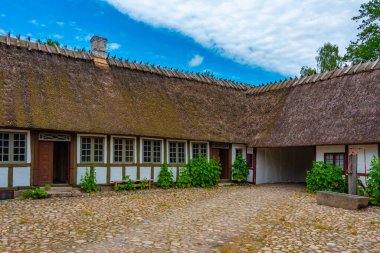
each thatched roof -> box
[0,34,379,147]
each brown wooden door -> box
[37,142,54,185]
[219,149,230,179]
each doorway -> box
[37,141,70,185]
[211,147,230,180]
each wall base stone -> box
[316,191,369,210]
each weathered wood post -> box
[348,149,358,195]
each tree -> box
[316,43,342,72]
[45,39,60,47]
[300,66,317,76]
[345,0,380,63]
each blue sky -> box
[0,0,364,85]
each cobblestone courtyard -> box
[1,185,379,253]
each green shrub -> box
[157,162,174,189]
[115,176,135,191]
[232,154,249,183]
[140,178,149,190]
[366,156,380,205]
[176,167,192,188]
[79,167,98,193]
[306,161,346,193]
[188,156,221,188]
[44,184,52,191]
[21,186,49,199]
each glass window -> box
[169,141,185,164]
[113,138,134,163]
[0,132,27,163]
[192,143,207,158]
[143,139,161,163]
[80,137,105,163]
[324,153,345,169]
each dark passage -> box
[53,142,69,184]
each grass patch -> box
[79,209,93,216]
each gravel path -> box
[1,185,379,253]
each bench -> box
[113,179,153,189]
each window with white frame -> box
[324,153,345,169]
[80,136,104,163]
[0,132,27,163]
[168,141,186,164]
[113,137,134,163]
[143,139,162,163]
[192,142,208,158]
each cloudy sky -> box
[0,0,365,84]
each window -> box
[143,139,162,163]
[192,142,208,158]
[169,141,186,164]
[113,138,134,163]
[324,153,345,169]
[80,137,104,163]
[0,132,27,163]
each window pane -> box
[325,154,334,164]
[94,138,104,162]
[193,143,207,158]
[114,138,123,163]
[143,140,151,163]
[192,143,199,157]
[200,143,207,157]
[178,142,185,163]
[153,141,161,163]
[13,133,26,162]
[0,133,10,162]
[169,142,177,163]
[125,139,134,163]
[335,153,345,169]
[81,137,91,162]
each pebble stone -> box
[0,185,379,252]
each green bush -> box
[139,178,149,190]
[306,161,346,193]
[176,167,192,188]
[79,167,98,193]
[157,162,174,189]
[366,156,380,205]
[21,186,49,199]
[232,154,249,183]
[115,176,135,191]
[188,156,221,188]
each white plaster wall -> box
[256,147,314,184]
[110,166,123,182]
[140,167,151,180]
[0,167,8,188]
[169,167,177,182]
[95,167,107,184]
[153,166,161,182]
[77,166,107,184]
[248,169,254,183]
[316,145,345,162]
[125,166,137,180]
[13,167,30,187]
[349,144,378,174]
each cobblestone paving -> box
[1,185,379,253]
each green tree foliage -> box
[79,167,98,193]
[20,186,49,199]
[306,161,347,193]
[45,38,60,47]
[365,156,380,205]
[187,156,221,188]
[316,43,342,72]
[232,154,249,183]
[300,66,317,76]
[114,176,135,191]
[157,162,174,189]
[345,0,380,63]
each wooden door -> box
[37,142,54,185]
[219,149,230,179]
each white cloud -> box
[29,19,38,25]
[108,42,121,50]
[0,29,5,35]
[0,14,6,17]
[105,0,365,75]
[56,21,65,27]
[53,34,63,39]
[189,54,204,67]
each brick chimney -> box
[90,36,108,67]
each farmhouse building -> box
[0,34,379,189]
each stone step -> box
[48,189,82,198]
[45,187,73,193]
